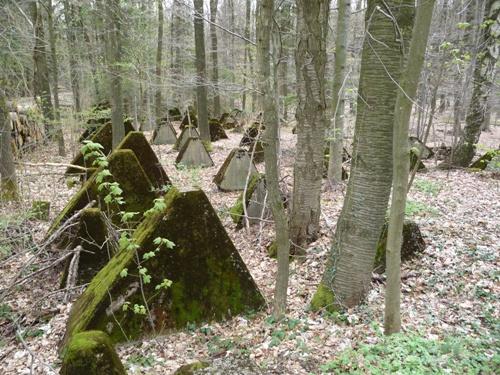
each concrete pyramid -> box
[213,148,258,191]
[61,188,265,345]
[174,126,200,151]
[175,137,214,168]
[152,122,177,145]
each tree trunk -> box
[242,0,251,111]
[384,0,435,335]
[47,0,66,157]
[289,0,330,253]
[31,0,54,138]
[311,0,414,311]
[257,0,290,319]
[106,0,125,148]
[62,0,82,113]
[327,0,351,185]
[209,0,221,117]
[155,0,164,123]
[450,0,499,167]
[0,90,19,202]
[193,0,210,142]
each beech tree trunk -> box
[62,0,82,113]
[289,0,330,253]
[385,0,435,335]
[450,0,499,167]
[193,0,210,142]
[209,0,221,117]
[311,0,414,311]
[106,0,125,148]
[242,0,252,111]
[0,90,18,202]
[327,0,351,184]
[155,0,164,123]
[47,0,66,157]
[257,0,290,319]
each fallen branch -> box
[15,161,89,172]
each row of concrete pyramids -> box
[54,123,266,352]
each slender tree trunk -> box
[311,0,414,311]
[327,0,351,184]
[193,0,210,142]
[62,1,82,112]
[209,0,221,116]
[257,0,290,319]
[289,0,330,253]
[0,90,19,202]
[155,0,164,123]
[450,0,499,167]
[242,0,251,111]
[31,0,54,138]
[47,0,66,157]
[385,0,435,335]
[106,0,125,148]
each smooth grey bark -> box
[0,90,18,202]
[209,0,221,116]
[193,0,210,142]
[242,0,252,111]
[106,0,125,148]
[257,0,290,319]
[289,0,330,253]
[385,0,435,335]
[155,0,164,123]
[327,0,351,184]
[47,0,66,157]
[62,0,82,112]
[311,0,414,311]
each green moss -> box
[208,119,228,142]
[61,188,265,346]
[201,139,213,152]
[48,150,155,238]
[310,283,337,312]
[0,179,19,202]
[229,174,262,226]
[470,150,500,170]
[267,242,277,258]
[60,330,126,375]
[173,361,210,375]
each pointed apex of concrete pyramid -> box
[152,122,177,145]
[213,148,258,191]
[174,126,201,150]
[176,137,214,168]
[62,187,265,346]
[116,131,171,187]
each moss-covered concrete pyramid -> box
[48,150,156,238]
[174,126,200,151]
[209,119,228,142]
[67,121,135,174]
[60,331,126,375]
[229,174,262,227]
[60,208,115,286]
[152,122,177,145]
[61,188,265,346]
[180,108,198,129]
[213,148,258,191]
[116,131,171,188]
[175,137,214,168]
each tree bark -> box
[311,0,414,311]
[0,90,19,202]
[106,0,125,148]
[155,0,164,123]
[257,0,290,319]
[289,0,330,253]
[31,0,54,138]
[62,0,82,113]
[450,0,499,167]
[242,0,252,111]
[193,0,210,142]
[209,0,221,117]
[385,0,435,335]
[47,0,66,157]
[327,0,351,184]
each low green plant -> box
[405,200,439,217]
[320,330,499,374]
[414,179,442,196]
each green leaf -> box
[120,268,128,278]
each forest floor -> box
[0,119,499,374]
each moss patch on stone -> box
[213,148,258,191]
[67,121,135,175]
[470,149,500,170]
[229,174,262,227]
[310,283,337,312]
[48,150,156,238]
[116,131,171,188]
[173,361,210,374]
[61,188,265,346]
[374,220,426,273]
[60,330,126,375]
[410,150,426,172]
